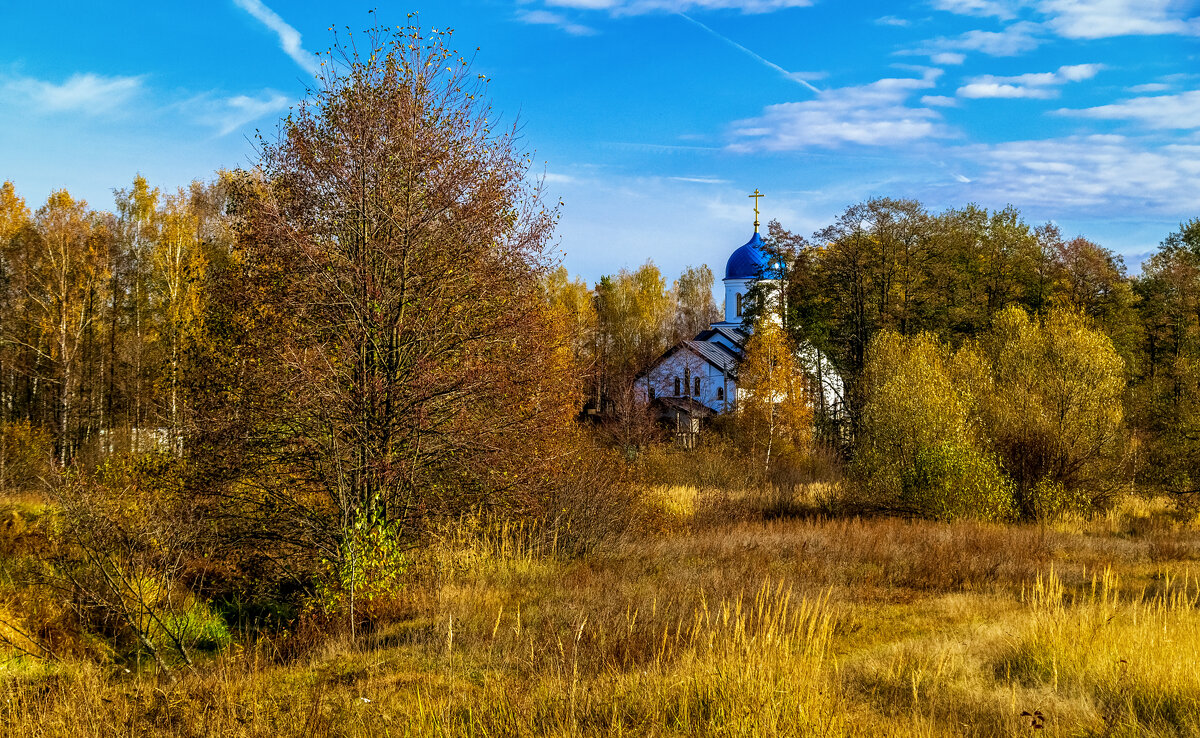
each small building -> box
[637,226,771,423]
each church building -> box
[637,191,777,439]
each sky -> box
[1,0,1198,283]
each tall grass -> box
[5,492,1200,736]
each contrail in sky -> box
[678,13,821,94]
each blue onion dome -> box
[725,231,769,280]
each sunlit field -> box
[6,484,1200,737]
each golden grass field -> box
[5,485,1200,737]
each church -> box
[636,191,778,440]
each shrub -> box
[900,442,1016,522]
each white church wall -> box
[721,278,754,325]
[637,349,734,413]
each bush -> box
[0,420,55,494]
[900,442,1016,522]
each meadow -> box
[5,482,1200,737]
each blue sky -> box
[2,1,1198,283]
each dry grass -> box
[4,488,1200,736]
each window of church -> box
[649,387,655,400]
[674,377,680,396]
[694,377,700,396]
[684,368,691,395]
[736,293,743,317]
[717,387,724,401]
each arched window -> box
[649,387,656,400]
[736,293,743,317]
[674,377,681,396]
[717,386,725,401]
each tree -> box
[191,22,573,612]
[541,266,597,385]
[854,331,1014,521]
[737,317,811,472]
[978,307,1126,517]
[671,264,719,342]
[1125,218,1200,493]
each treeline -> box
[752,198,1200,503]
[544,262,718,415]
[0,176,232,467]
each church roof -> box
[683,339,741,376]
[725,231,769,280]
[695,326,749,349]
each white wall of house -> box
[638,348,735,413]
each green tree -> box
[853,331,1009,519]
[979,306,1126,516]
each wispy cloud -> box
[876,15,912,27]
[679,13,821,93]
[1040,0,1199,39]
[964,134,1200,212]
[669,175,731,184]
[232,0,320,75]
[1057,89,1200,129]
[730,71,948,150]
[931,52,967,65]
[931,0,1022,19]
[1128,82,1171,93]
[545,0,813,13]
[3,72,143,114]
[516,10,597,35]
[914,20,1044,59]
[958,63,1102,98]
[184,90,292,136]
[932,0,1200,40]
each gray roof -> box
[695,326,748,349]
[683,340,740,376]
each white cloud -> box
[957,63,1101,98]
[922,94,960,106]
[4,72,143,114]
[232,0,320,75]
[730,72,948,150]
[542,172,578,184]
[931,0,1022,18]
[185,90,292,136]
[669,176,731,183]
[965,134,1200,212]
[1040,0,1199,39]
[876,15,912,26]
[931,52,967,64]
[931,20,1044,55]
[931,0,1199,39]
[1128,82,1171,93]
[544,0,813,13]
[1058,89,1200,129]
[516,10,597,35]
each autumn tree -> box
[191,23,573,610]
[671,264,719,342]
[736,317,811,472]
[855,307,1125,520]
[542,266,597,387]
[1124,218,1200,493]
[979,306,1127,517]
[855,331,1014,521]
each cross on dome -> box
[748,189,764,233]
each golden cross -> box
[749,189,764,233]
